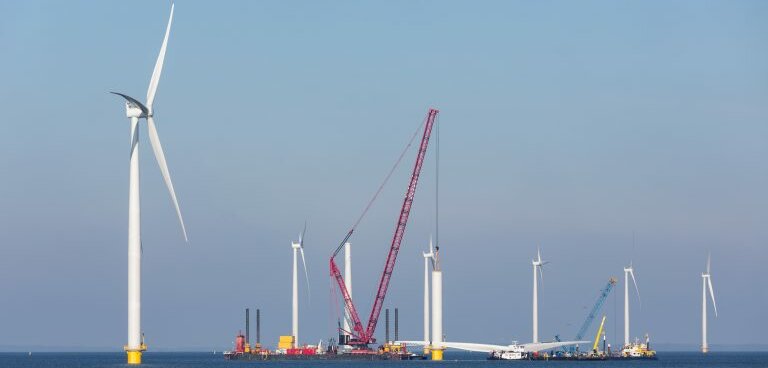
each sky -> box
[0,0,767,352]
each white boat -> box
[489,344,526,360]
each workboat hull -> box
[488,351,527,360]
[529,355,656,361]
[224,352,416,361]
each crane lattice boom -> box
[575,278,617,341]
[329,108,439,346]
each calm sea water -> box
[0,352,765,368]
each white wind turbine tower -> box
[111,3,186,365]
[431,245,444,360]
[290,224,310,348]
[701,253,718,353]
[532,246,548,343]
[422,237,435,349]
[342,241,352,342]
[623,262,641,347]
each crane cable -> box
[434,113,441,270]
[328,113,431,341]
[331,115,429,258]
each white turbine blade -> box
[538,264,544,283]
[300,247,311,303]
[147,116,187,242]
[707,253,711,274]
[537,246,542,263]
[630,269,641,307]
[708,277,718,317]
[146,3,175,111]
[300,221,306,248]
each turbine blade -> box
[300,247,311,303]
[147,116,187,242]
[300,221,307,248]
[630,270,641,307]
[537,246,542,263]
[708,277,717,317]
[538,264,544,284]
[146,3,174,111]
[707,253,711,274]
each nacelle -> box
[125,101,146,118]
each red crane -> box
[330,108,439,347]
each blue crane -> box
[561,277,616,352]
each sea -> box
[0,352,766,368]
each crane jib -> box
[329,108,439,346]
[330,258,366,340]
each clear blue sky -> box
[0,0,766,351]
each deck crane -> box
[330,108,439,348]
[560,277,616,352]
[592,315,607,353]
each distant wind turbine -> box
[701,253,718,353]
[623,262,641,347]
[290,223,310,348]
[532,246,548,343]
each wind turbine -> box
[290,224,310,348]
[532,246,548,343]
[623,262,641,347]
[701,253,718,353]
[422,237,435,349]
[111,3,186,365]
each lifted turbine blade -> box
[146,2,174,111]
[147,116,187,242]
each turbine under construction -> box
[329,107,439,350]
[224,108,440,360]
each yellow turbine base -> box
[126,351,142,364]
[423,346,431,355]
[431,348,444,361]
